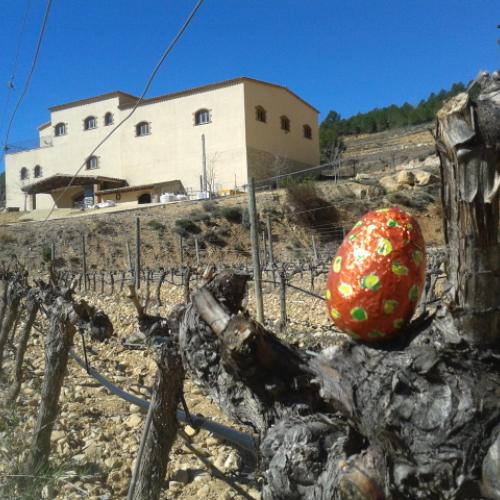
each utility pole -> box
[201,134,208,193]
[135,217,141,289]
[247,178,264,323]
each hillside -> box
[340,123,435,173]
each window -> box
[86,156,98,170]
[303,124,312,139]
[255,106,266,123]
[20,167,28,180]
[54,122,66,136]
[280,115,290,132]
[84,116,97,130]
[135,121,151,136]
[33,165,42,178]
[104,112,114,126]
[195,109,210,125]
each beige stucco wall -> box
[243,80,320,181]
[5,95,123,210]
[5,79,320,211]
[119,82,248,194]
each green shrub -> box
[220,206,242,223]
[189,210,211,223]
[204,229,227,247]
[175,219,201,237]
[201,200,218,212]
[147,220,165,232]
[41,246,52,263]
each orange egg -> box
[326,207,426,343]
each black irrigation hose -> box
[68,349,258,456]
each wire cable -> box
[38,0,205,227]
[3,0,52,150]
[0,0,33,140]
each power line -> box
[39,0,205,227]
[3,0,52,150]
[0,0,33,140]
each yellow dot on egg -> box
[331,308,341,319]
[333,256,342,273]
[325,289,332,300]
[383,299,398,314]
[338,283,353,298]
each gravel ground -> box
[0,273,340,499]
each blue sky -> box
[1,0,499,173]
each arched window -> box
[54,122,66,136]
[280,116,290,132]
[135,121,150,136]
[194,109,210,125]
[86,156,98,170]
[255,106,266,123]
[33,165,42,178]
[303,124,312,139]
[104,112,114,126]
[84,116,97,130]
[20,167,28,180]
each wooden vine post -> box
[127,342,184,500]
[24,297,77,475]
[8,288,40,402]
[435,72,500,347]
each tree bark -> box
[435,73,500,347]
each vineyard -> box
[1,77,500,500]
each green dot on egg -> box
[409,284,420,302]
[392,261,409,276]
[351,307,368,321]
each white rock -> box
[125,414,142,428]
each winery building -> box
[4,77,320,211]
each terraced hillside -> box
[340,123,435,173]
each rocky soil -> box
[0,271,344,499]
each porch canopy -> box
[21,174,127,195]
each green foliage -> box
[204,229,227,247]
[146,219,165,232]
[189,210,211,223]
[41,246,52,262]
[220,206,242,223]
[201,200,218,213]
[174,218,201,237]
[320,81,467,158]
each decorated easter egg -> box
[326,207,426,342]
